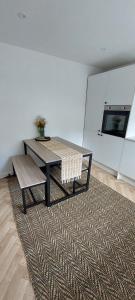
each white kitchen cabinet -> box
[84,72,108,134]
[83,64,135,173]
[105,65,135,106]
[84,130,124,171]
[119,140,135,180]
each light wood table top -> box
[54,137,92,156]
[24,139,61,164]
[24,137,92,165]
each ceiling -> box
[0,0,135,69]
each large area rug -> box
[9,176,135,300]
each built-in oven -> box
[101,105,131,138]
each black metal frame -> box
[13,164,46,214]
[24,141,92,207]
[21,183,46,214]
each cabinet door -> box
[119,140,135,180]
[106,65,135,105]
[84,131,124,171]
[84,72,108,134]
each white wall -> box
[0,42,99,178]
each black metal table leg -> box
[12,164,15,176]
[86,154,92,190]
[22,189,27,214]
[46,164,51,207]
[24,142,27,155]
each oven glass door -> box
[102,110,130,138]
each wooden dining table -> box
[23,137,92,206]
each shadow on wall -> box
[0,141,25,178]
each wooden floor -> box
[0,164,135,300]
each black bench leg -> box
[22,189,27,214]
[46,164,51,207]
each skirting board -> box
[117,173,135,187]
[93,160,135,187]
[0,172,9,179]
[1,159,135,187]
[93,160,117,176]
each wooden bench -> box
[12,155,46,214]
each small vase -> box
[38,127,44,137]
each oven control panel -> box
[104,105,131,111]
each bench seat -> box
[12,155,46,213]
[12,155,46,189]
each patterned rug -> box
[9,176,135,300]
